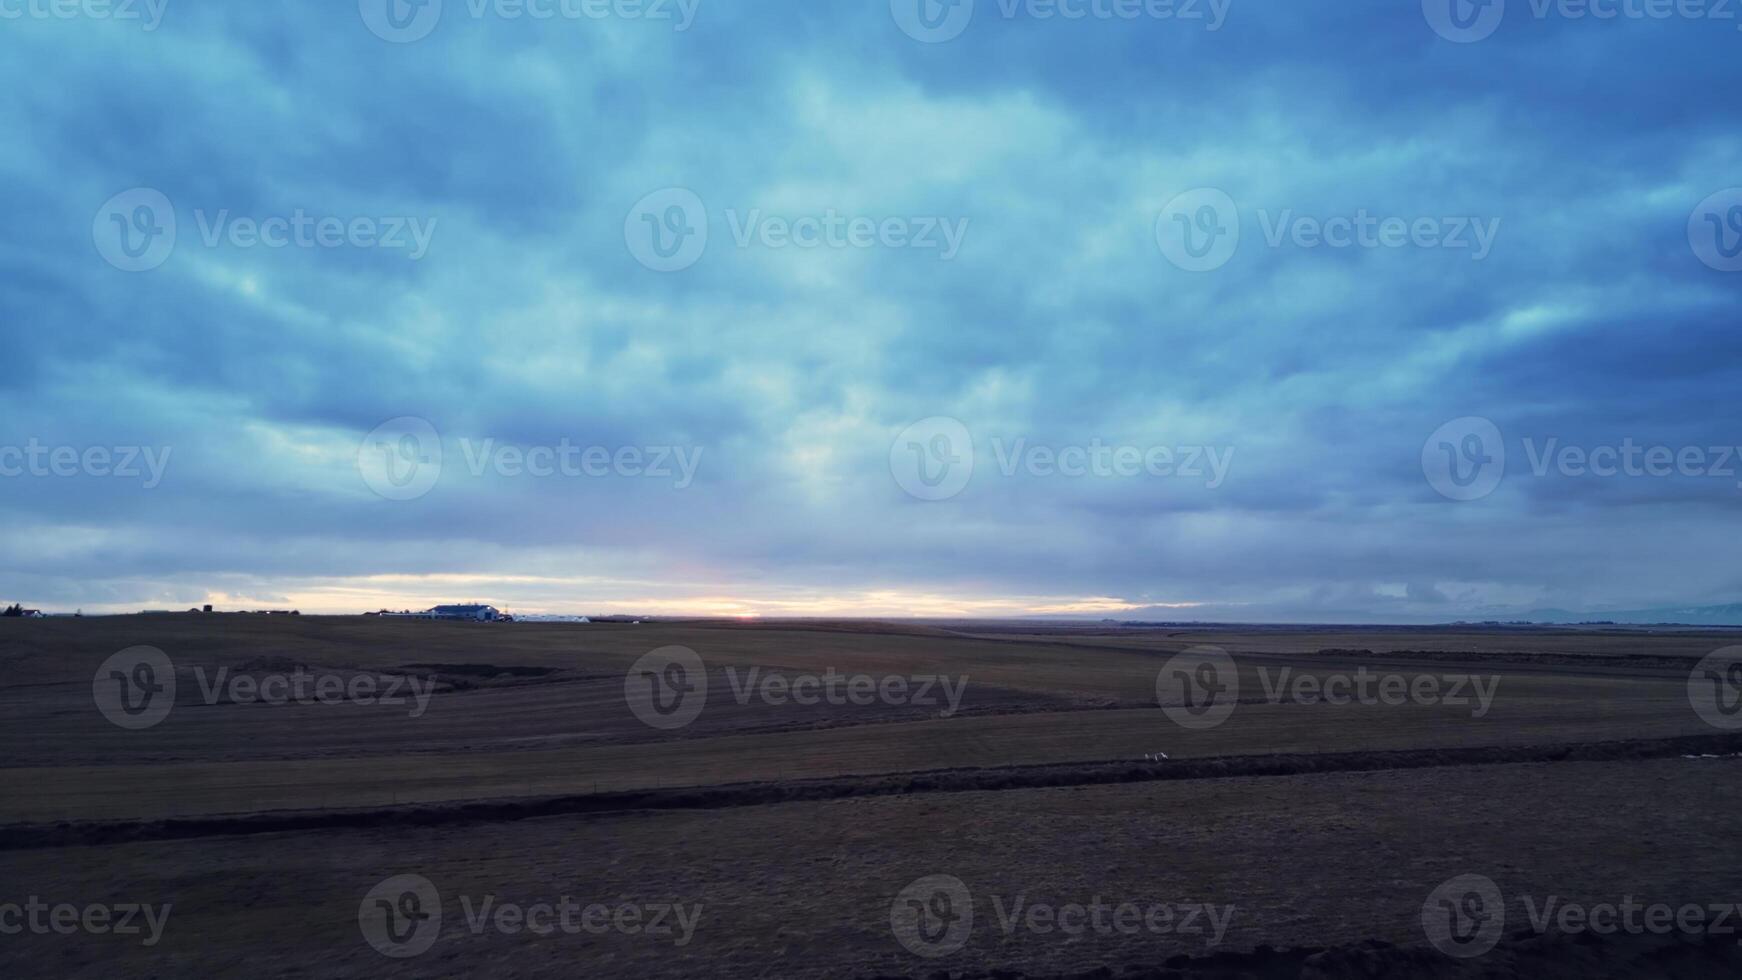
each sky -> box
[1,0,1739,621]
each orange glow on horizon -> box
[88,574,1213,619]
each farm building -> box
[426,604,503,622]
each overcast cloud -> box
[1,1,1739,619]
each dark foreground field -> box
[2,616,1739,977]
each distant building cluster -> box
[428,604,504,622]
[371,604,510,622]
[0,601,611,622]
[149,607,298,615]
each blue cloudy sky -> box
[1,0,1739,619]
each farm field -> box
[2,616,1740,977]
[1,758,1739,978]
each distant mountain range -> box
[1516,604,1742,626]
[1090,602,1742,628]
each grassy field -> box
[1,616,1738,977]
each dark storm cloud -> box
[0,0,1738,615]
